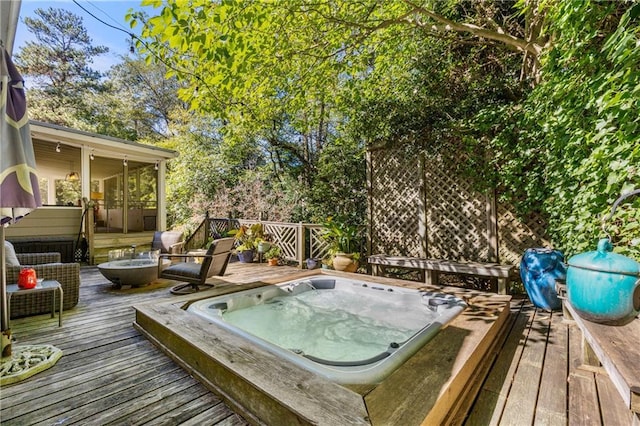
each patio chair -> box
[151,231,184,255]
[4,242,81,318]
[159,237,235,295]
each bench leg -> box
[425,270,439,286]
[497,277,508,295]
[372,264,380,277]
[582,335,600,368]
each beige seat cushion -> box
[4,241,20,266]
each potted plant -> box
[321,217,362,273]
[264,246,282,266]
[321,257,333,270]
[231,223,266,263]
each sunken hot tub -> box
[133,271,511,425]
[187,275,466,384]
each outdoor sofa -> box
[4,250,80,319]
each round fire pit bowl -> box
[98,258,170,288]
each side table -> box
[6,280,63,327]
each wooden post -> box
[122,160,128,233]
[486,189,499,263]
[366,149,373,273]
[371,263,380,276]
[419,152,428,258]
[425,270,439,286]
[297,222,304,269]
[582,336,601,368]
[86,201,95,265]
[497,277,508,295]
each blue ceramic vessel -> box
[567,238,640,325]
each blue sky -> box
[14,0,153,72]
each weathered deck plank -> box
[1,266,246,426]
[465,300,633,426]
[500,308,552,424]
[464,302,531,425]
[596,372,636,426]
[535,311,568,424]
[567,322,602,426]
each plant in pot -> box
[232,223,266,263]
[321,257,333,270]
[321,217,362,273]
[265,245,282,266]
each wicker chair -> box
[4,252,81,319]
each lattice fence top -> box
[308,225,331,260]
[262,222,298,260]
[368,146,550,267]
[209,218,239,238]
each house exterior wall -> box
[4,206,82,238]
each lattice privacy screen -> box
[369,147,551,266]
[424,154,491,262]
[497,205,552,265]
[369,147,423,258]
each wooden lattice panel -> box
[209,218,237,238]
[262,222,298,260]
[369,148,422,257]
[308,226,331,260]
[367,147,551,269]
[424,154,491,262]
[497,204,552,266]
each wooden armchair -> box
[158,238,235,295]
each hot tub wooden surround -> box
[132,270,512,425]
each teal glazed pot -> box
[567,238,640,325]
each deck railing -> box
[184,214,331,268]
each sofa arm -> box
[16,252,62,265]
[6,262,80,318]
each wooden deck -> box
[1,263,636,425]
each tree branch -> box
[401,0,544,57]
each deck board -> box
[464,302,530,425]
[497,306,550,424]
[596,373,636,426]
[465,300,633,426]
[534,311,568,424]
[1,264,634,425]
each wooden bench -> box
[368,254,514,294]
[563,300,640,421]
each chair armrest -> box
[159,253,214,261]
[16,252,62,265]
[169,241,184,254]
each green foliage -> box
[15,8,108,128]
[264,245,282,260]
[231,223,266,252]
[476,1,640,259]
[104,57,186,140]
[301,137,367,224]
[54,179,81,206]
[321,217,363,255]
